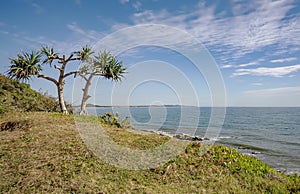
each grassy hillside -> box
[1,112,299,193]
[0,74,60,114]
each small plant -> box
[99,112,132,128]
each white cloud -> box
[14,21,110,55]
[244,86,300,96]
[20,35,86,54]
[110,22,131,31]
[133,1,142,10]
[270,57,297,63]
[220,64,234,69]
[238,61,258,67]
[31,2,44,14]
[66,23,104,41]
[16,0,300,70]
[120,0,129,4]
[232,64,300,77]
[15,23,105,54]
[130,0,300,62]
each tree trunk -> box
[57,84,69,114]
[80,74,93,115]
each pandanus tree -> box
[8,46,93,114]
[79,50,126,115]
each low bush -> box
[99,112,132,128]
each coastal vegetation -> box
[7,47,125,115]
[7,46,93,114]
[0,74,60,114]
[1,110,300,193]
[1,70,299,193]
[78,50,126,115]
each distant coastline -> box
[79,104,196,108]
[75,105,300,108]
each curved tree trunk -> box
[38,73,68,114]
[80,74,93,115]
[57,84,68,114]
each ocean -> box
[89,107,300,174]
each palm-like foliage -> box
[8,45,96,114]
[103,57,126,81]
[91,50,126,81]
[41,46,58,66]
[74,45,94,62]
[78,50,126,115]
[93,50,112,71]
[8,51,42,81]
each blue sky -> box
[0,0,300,107]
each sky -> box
[0,0,300,107]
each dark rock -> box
[174,134,203,141]
[192,136,203,141]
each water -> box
[91,106,300,174]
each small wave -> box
[275,168,300,175]
[156,131,174,137]
[224,142,270,152]
[204,136,234,142]
[243,152,261,157]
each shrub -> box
[99,112,132,128]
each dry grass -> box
[0,112,299,193]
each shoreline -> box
[1,111,299,193]
[132,127,299,175]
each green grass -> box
[1,112,299,193]
[0,74,60,113]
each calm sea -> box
[89,107,300,174]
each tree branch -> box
[52,55,64,61]
[68,57,82,61]
[79,75,88,82]
[94,73,105,76]
[64,71,79,78]
[38,73,58,85]
[54,65,63,71]
[66,54,74,62]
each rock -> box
[192,136,203,141]
[174,134,203,141]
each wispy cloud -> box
[110,22,131,31]
[238,61,258,67]
[220,64,234,69]
[13,22,106,55]
[232,64,300,77]
[120,0,129,4]
[20,36,84,53]
[133,1,142,10]
[244,86,300,96]
[130,0,300,62]
[31,2,44,14]
[270,57,297,63]
[66,23,104,41]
